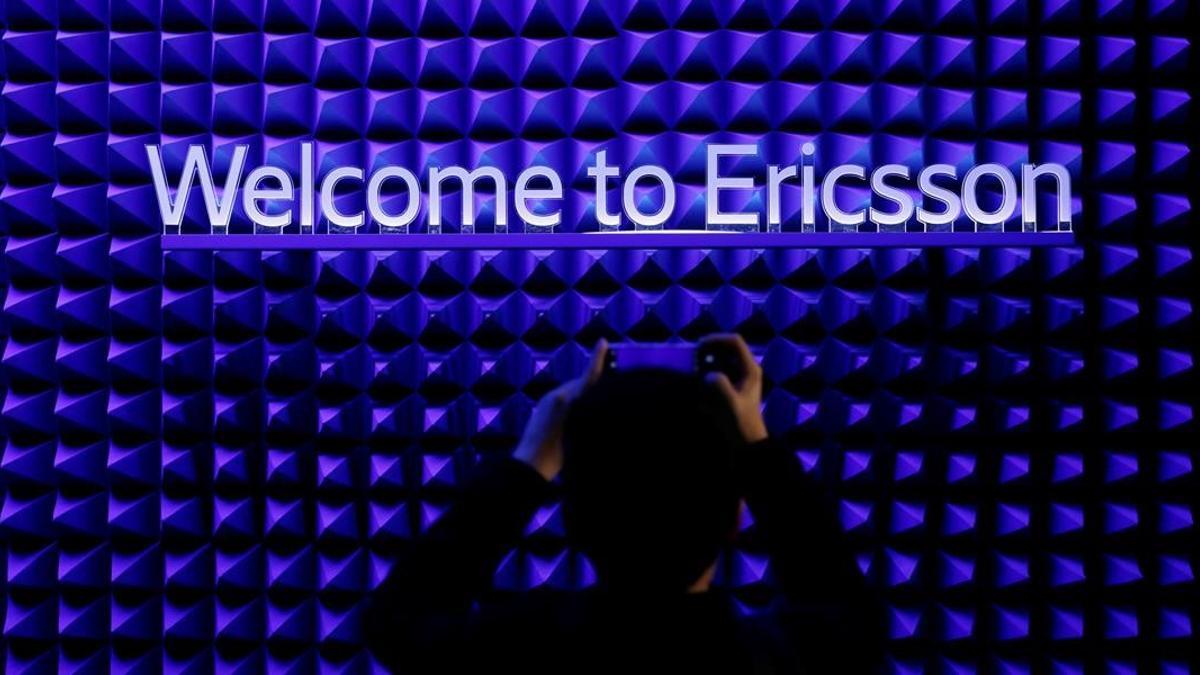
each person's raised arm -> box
[367,340,608,672]
[704,334,884,672]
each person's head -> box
[561,367,743,594]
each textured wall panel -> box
[1,0,1196,672]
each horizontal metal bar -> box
[162,231,1076,250]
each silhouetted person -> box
[368,335,883,674]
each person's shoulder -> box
[474,588,581,637]
[470,591,585,673]
[734,596,883,675]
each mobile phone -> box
[604,342,746,384]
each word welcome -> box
[149,143,1072,233]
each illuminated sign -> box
[151,142,1074,247]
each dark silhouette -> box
[561,366,744,594]
[368,336,884,674]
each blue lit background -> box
[1,0,1195,672]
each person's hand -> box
[702,334,768,443]
[513,339,608,480]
